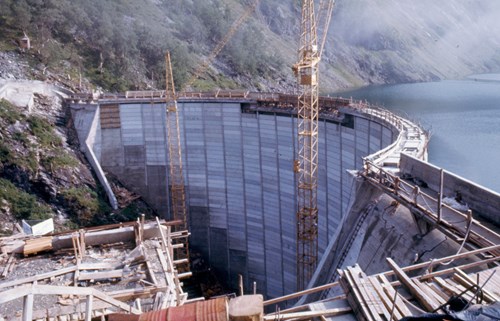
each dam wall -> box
[400,153,500,225]
[71,98,398,298]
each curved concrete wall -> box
[79,100,397,299]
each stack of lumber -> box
[388,259,499,314]
[23,236,53,256]
[339,264,411,321]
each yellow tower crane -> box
[165,52,187,230]
[294,0,335,291]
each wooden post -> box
[140,214,145,244]
[85,294,93,321]
[239,274,244,296]
[437,169,444,223]
[22,293,34,321]
[413,186,420,204]
[389,291,398,321]
[79,229,86,259]
[387,258,435,312]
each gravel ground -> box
[0,51,29,81]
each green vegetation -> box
[28,116,62,148]
[0,99,24,124]
[0,178,52,220]
[41,152,79,174]
[60,187,111,226]
[0,0,286,91]
[0,142,11,164]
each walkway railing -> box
[362,160,500,256]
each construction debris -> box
[0,218,190,320]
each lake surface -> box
[334,76,500,194]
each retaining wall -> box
[400,153,500,225]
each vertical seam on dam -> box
[221,103,231,282]
[202,102,211,259]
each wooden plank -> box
[22,293,34,321]
[79,263,116,270]
[453,268,498,303]
[377,274,412,317]
[428,283,450,302]
[263,281,340,306]
[108,286,167,301]
[440,278,475,301]
[1,255,15,278]
[412,281,446,308]
[144,257,159,286]
[387,258,435,312]
[433,277,458,297]
[0,266,77,290]
[156,217,168,253]
[78,270,123,281]
[261,307,352,320]
[378,244,500,279]
[349,266,385,321]
[0,285,32,304]
[342,269,374,321]
[31,285,93,296]
[91,288,141,314]
[85,294,93,321]
[23,237,53,256]
[419,256,500,281]
[368,276,403,321]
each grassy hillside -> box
[2,0,500,92]
[0,0,291,92]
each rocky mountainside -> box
[1,1,499,235]
[325,0,500,90]
[2,1,500,93]
[0,54,154,236]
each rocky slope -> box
[0,54,154,236]
[2,1,500,94]
[324,0,500,90]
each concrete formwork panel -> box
[146,165,169,217]
[143,103,167,166]
[369,122,383,153]
[120,104,144,146]
[101,128,124,167]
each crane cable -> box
[180,0,261,93]
[316,0,336,59]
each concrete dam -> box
[69,91,499,301]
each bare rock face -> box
[322,0,500,90]
[0,51,29,80]
[0,76,153,232]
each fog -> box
[321,0,500,86]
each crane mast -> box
[294,0,320,291]
[165,52,187,231]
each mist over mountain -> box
[1,0,500,92]
[325,0,500,90]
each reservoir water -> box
[335,77,500,194]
